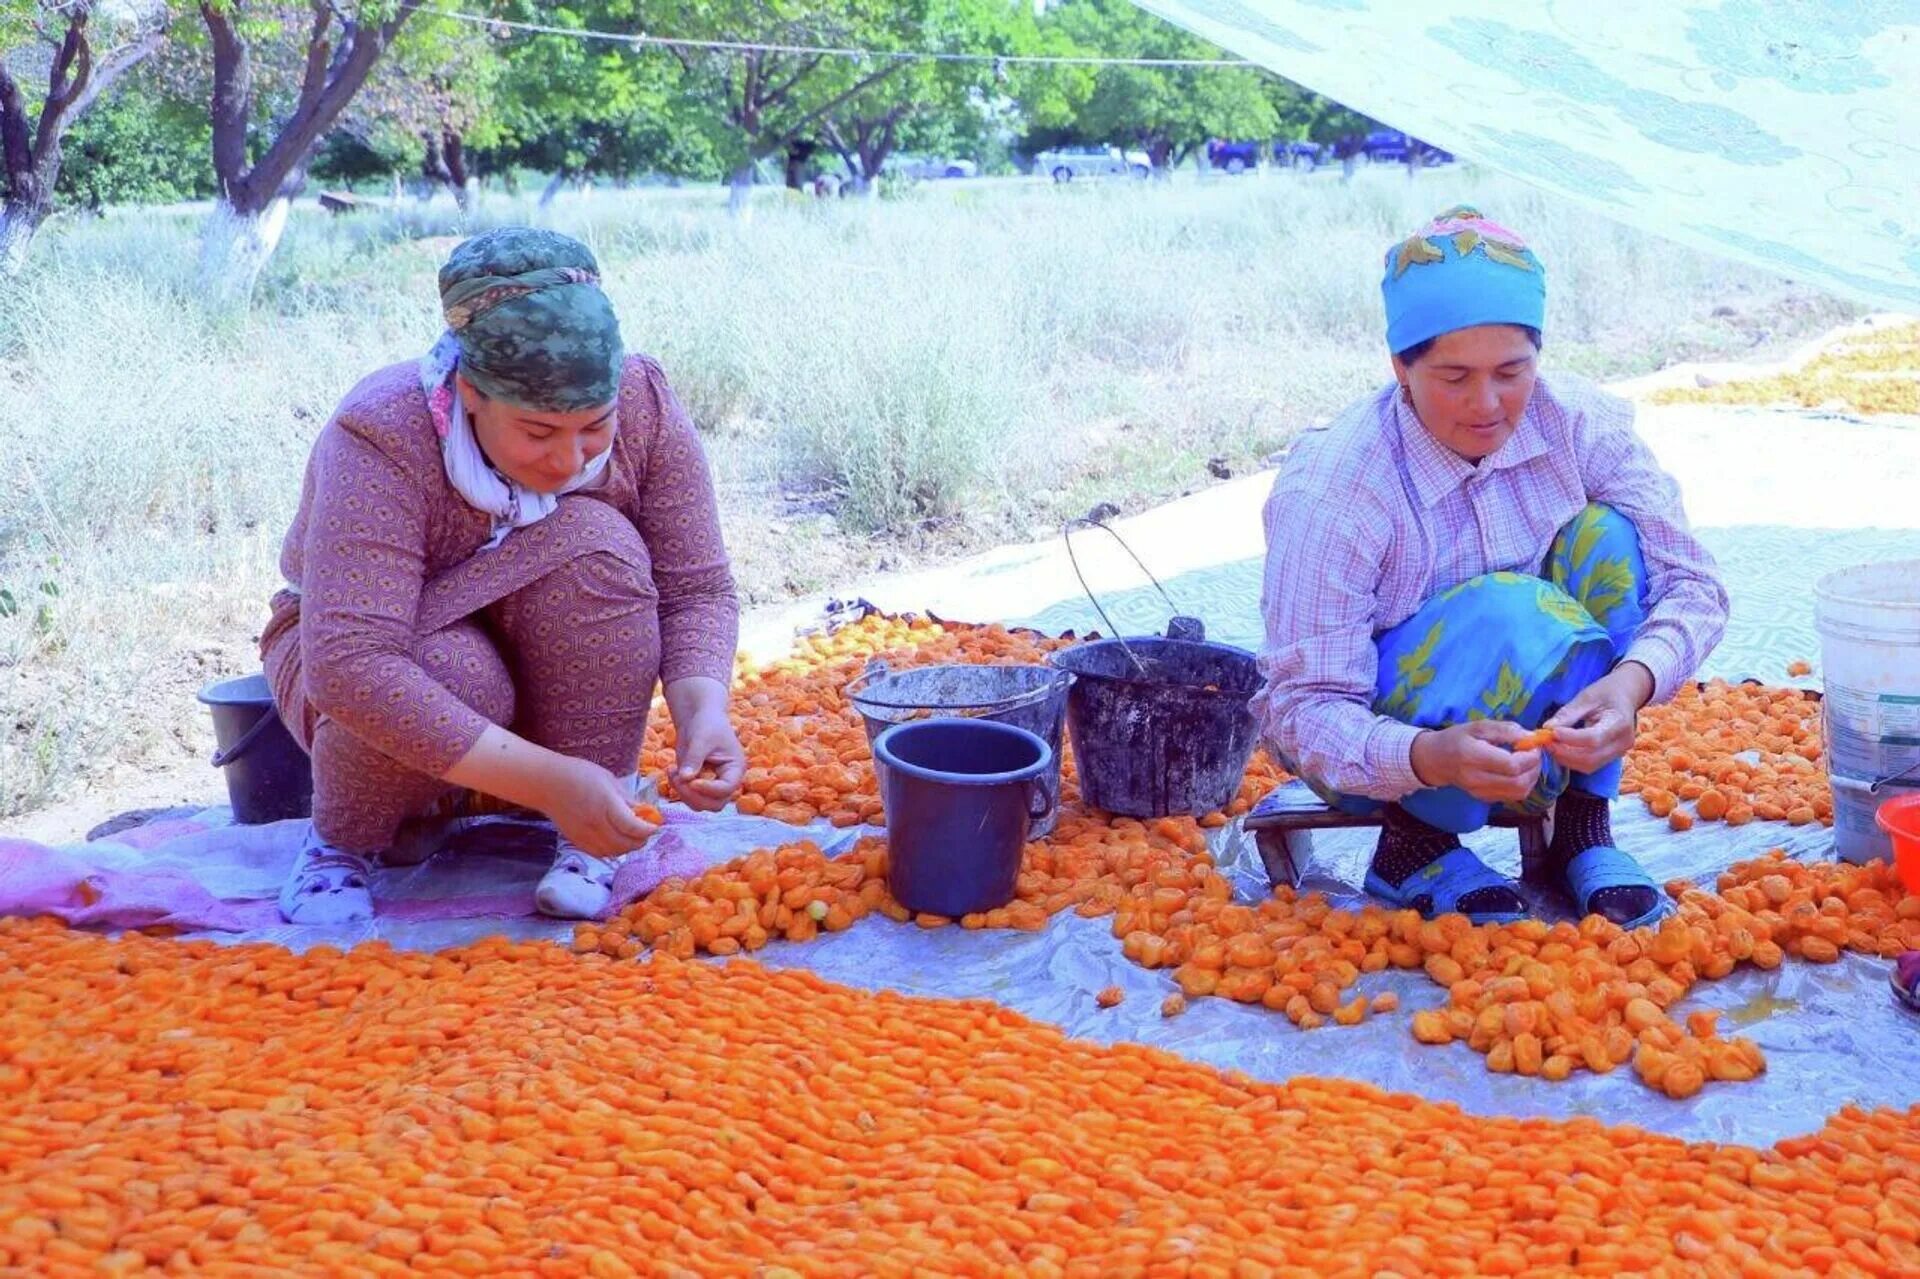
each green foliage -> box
[476,1,716,180]
[308,130,405,185]
[21,0,1362,205]
[1012,0,1285,167]
[1306,99,1379,153]
[55,79,213,207]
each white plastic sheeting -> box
[1132,0,1920,310]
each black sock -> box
[1371,805,1460,886]
[1550,790,1657,925]
[1370,806,1522,917]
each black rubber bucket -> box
[1048,635,1261,818]
[873,719,1051,917]
[197,673,313,824]
[847,662,1072,836]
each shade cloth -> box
[1135,0,1920,309]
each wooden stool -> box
[1246,780,1553,890]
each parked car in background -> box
[1361,130,1453,165]
[1205,139,1262,173]
[1273,140,1327,169]
[1033,146,1152,182]
[888,154,979,181]
[1361,129,1411,163]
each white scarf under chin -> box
[421,332,613,550]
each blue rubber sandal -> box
[1365,848,1529,925]
[1564,845,1672,929]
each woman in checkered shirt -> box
[1255,207,1728,928]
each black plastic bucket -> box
[198,673,313,824]
[1048,635,1261,818]
[873,719,1050,917]
[848,662,1071,835]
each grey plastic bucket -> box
[1815,559,1920,863]
[198,673,313,824]
[848,662,1071,836]
[874,719,1051,917]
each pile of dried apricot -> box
[1652,321,1920,417]
[596,759,1914,1103]
[1624,680,1831,830]
[1118,848,1914,1097]
[581,806,1216,962]
[644,615,1069,826]
[6,917,1920,1277]
[646,615,1827,840]
[641,613,1282,829]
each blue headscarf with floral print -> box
[1381,206,1546,356]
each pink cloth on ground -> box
[0,808,737,935]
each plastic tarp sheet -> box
[33,521,1911,1146]
[1128,0,1920,311]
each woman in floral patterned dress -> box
[1256,207,1729,928]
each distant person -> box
[261,228,744,924]
[1256,206,1728,927]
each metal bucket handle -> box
[210,711,280,769]
[1871,757,1920,795]
[1061,516,1204,678]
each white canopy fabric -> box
[1136,0,1920,309]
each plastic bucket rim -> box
[1814,559,1920,612]
[874,720,1053,787]
[197,672,276,708]
[1876,792,1920,840]
[846,664,1071,715]
[1047,636,1260,695]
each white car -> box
[888,155,979,181]
[1033,146,1152,182]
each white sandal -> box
[535,843,617,919]
[534,772,640,920]
[279,828,375,924]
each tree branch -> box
[296,1,336,109]
[753,53,823,115]
[0,63,31,204]
[767,62,908,153]
[236,0,420,207]
[202,2,252,198]
[819,117,854,170]
[32,8,89,161]
[67,27,168,122]
[736,51,760,131]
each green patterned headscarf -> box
[436,227,624,411]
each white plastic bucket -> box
[1814,559,1920,863]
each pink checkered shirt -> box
[1256,372,1728,802]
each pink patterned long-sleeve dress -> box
[261,354,737,852]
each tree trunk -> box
[538,170,571,208]
[727,163,755,218]
[783,143,809,191]
[1341,154,1358,182]
[198,196,292,305]
[0,199,48,277]
[0,8,165,276]
[443,131,471,212]
[421,131,448,201]
[198,0,417,294]
[1147,138,1174,177]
